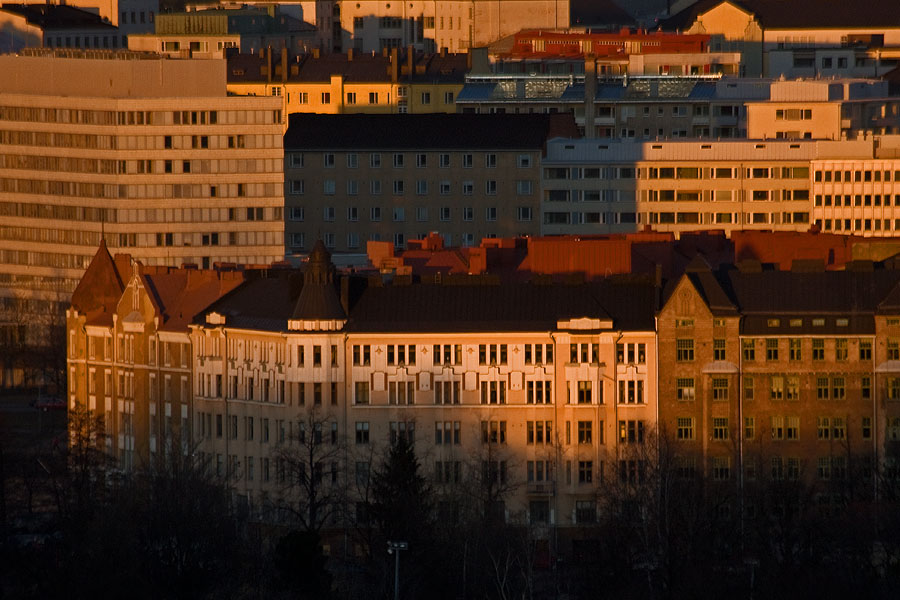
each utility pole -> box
[387,540,408,600]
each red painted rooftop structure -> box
[506,28,711,59]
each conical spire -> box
[291,240,346,321]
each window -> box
[676,378,695,401]
[618,420,644,444]
[355,421,369,444]
[517,154,532,168]
[463,207,473,221]
[486,181,497,195]
[485,206,497,221]
[578,461,593,484]
[485,154,497,168]
[517,207,532,221]
[321,92,331,104]
[789,339,801,361]
[354,381,369,405]
[420,92,431,105]
[393,153,404,168]
[835,339,848,361]
[713,339,726,361]
[812,339,825,360]
[766,339,778,361]
[676,417,694,440]
[742,339,755,361]
[860,340,872,360]
[416,180,428,195]
[481,420,507,444]
[576,381,592,404]
[462,182,474,195]
[744,417,755,440]
[711,457,730,481]
[393,207,405,221]
[393,180,405,195]
[676,339,694,361]
[770,376,784,400]
[713,418,729,440]
[832,376,845,400]
[346,92,356,105]
[577,421,592,444]
[526,421,552,445]
[370,153,382,168]
[479,381,506,404]
[439,154,450,168]
[462,154,473,168]
[712,378,728,401]
[516,180,533,195]
[444,91,454,104]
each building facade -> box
[282,113,578,253]
[0,50,285,326]
[540,136,900,238]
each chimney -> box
[441,46,447,58]
[348,48,354,61]
[382,46,389,57]
[259,47,265,59]
[312,48,320,59]
[584,55,597,139]
[407,45,414,81]
[390,47,399,83]
[281,47,288,82]
[266,46,272,82]
[340,275,350,315]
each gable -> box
[659,275,713,321]
[693,2,758,39]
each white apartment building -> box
[0,49,285,338]
[541,136,900,237]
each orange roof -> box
[141,266,246,332]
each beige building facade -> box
[542,135,900,238]
[0,50,285,359]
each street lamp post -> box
[387,540,408,600]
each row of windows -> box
[815,169,900,183]
[675,337,874,362]
[676,375,871,402]
[289,204,532,223]
[289,231,508,251]
[815,194,900,207]
[289,152,532,169]
[290,179,532,197]
[675,415,870,442]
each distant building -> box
[541,135,900,237]
[0,4,120,51]
[66,242,249,468]
[663,0,900,78]
[226,47,468,116]
[0,49,285,386]
[281,112,578,254]
[128,7,317,58]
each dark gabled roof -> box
[346,278,656,333]
[0,4,115,29]
[683,256,739,315]
[196,275,298,333]
[663,0,900,31]
[70,240,127,325]
[284,113,579,151]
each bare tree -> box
[272,406,346,533]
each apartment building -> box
[746,79,900,140]
[0,49,285,354]
[664,0,900,78]
[658,257,900,507]
[334,0,571,53]
[282,113,578,253]
[541,137,817,236]
[9,0,159,40]
[128,7,317,58]
[66,242,247,468]
[541,136,900,237]
[457,74,766,139]
[187,240,658,530]
[226,48,467,116]
[0,4,120,52]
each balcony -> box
[527,481,556,496]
